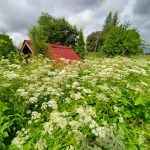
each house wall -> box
[22,44,32,55]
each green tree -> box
[29,26,50,57]
[29,12,78,48]
[101,24,143,56]
[75,29,85,59]
[86,31,102,52]
[111,12,119,27]
[0,34,16,58]
[101,12,119,45]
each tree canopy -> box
[86,11,144,56]
[29,13,78,49]
[0,34,16,58]
[75,29,85,59]
[86,12,119,52]
[86,31,102,52]
[101,23,144,56]
[101,12,119,45]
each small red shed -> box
[20,40,81,62]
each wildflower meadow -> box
[0,54,150,150]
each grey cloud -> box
[133,0,150,15]
[131,0,150,42]
[0,0,56,33]
[0,0,150,45]
[58,0,105,12]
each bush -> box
[101,24,144,56]
[0,34,16,58]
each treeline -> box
[0,11,146,59]
[86,12,145,56]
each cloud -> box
[58,0,105,13]
[0,0,149,45]
[133,0,150,15]
[68,10,94,28]
[9,32,28,45]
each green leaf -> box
[145,111,149,119]
[134,95,145,106]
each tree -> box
[0,34,16,58]
[29,12,78,49]
[111,12,119,27]
[101,12,119,45]
[75,29,85,59]
[101,24,143,56]
[86,31,102,52]
[29,26,50,57]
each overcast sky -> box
[0,0,150,46]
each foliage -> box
[28,24,50,57]
[101,11,119,45]
[0,101,12,150]
[86,31,102,52]
[101,24,144,56]
[29,12,78,48]
[75,29,85,59]
[0,54,150,149]
[0,34,16,58]
[86,12,119,53]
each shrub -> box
[101,24,144,56]
[0,34,16,58]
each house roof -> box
[20,40,81,62]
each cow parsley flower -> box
[31,111,41,120]
[71,92,83,100]
[29,97,38,103]
[47,99,58,110]
[96,93,109,102]
[43,122,53,135]
[35,138,47,150]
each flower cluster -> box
[1,55,149,149]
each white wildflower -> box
[43,122,53,135]
[26,110,31,114]
[35,138,47,150]
[72,81,80,88]
[119,114,124,123]
[54,117,67,129]
[47,99,58,110]
[96,93,109,102]
[66,145,75,150]
[29,97,38,103]
[65,97,71,103]
[138,134,145,145]
[28,120,32,124]
[31,111,41,120]
[89,120,98,129]
[69,121,80,129]
[82,88,92,94]
[41,102,48,110]
[16,89,28,97]
[101,119,108,127]
[71,92,83,100]
[114,105,119,113]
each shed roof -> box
[21,40,81,62]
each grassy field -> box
[0,54,150,150]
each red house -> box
[20,40,81,62]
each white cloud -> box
[68,10,94,28]
[9,32,28,45]
[119,0,137,23]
